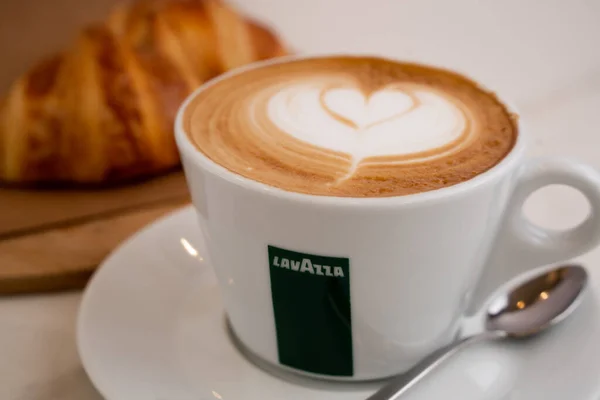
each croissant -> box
[0,0,286,184]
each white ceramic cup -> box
[175,55,600,381]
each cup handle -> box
[467,157,600,314]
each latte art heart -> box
[184,57,517,197]
[267,85,472,179]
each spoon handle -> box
[366,333,492,400]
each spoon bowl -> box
[486,264,588,337]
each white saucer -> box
[78,206,600,400]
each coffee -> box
[184,56,517,197]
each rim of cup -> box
[175,54,526,209]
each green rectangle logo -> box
[268,245,353,377]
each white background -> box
[2,0,600,398]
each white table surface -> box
[2,0,600,398]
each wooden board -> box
[0,172,190,295]
[0,173,189,238]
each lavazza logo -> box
[271,255,345,278]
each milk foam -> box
[266,83,468,179]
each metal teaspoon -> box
[367,264,588,400]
